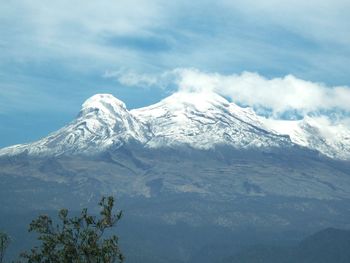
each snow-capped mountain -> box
[2,91,350,236]
[1,91,350,160]
[0,94,149,156]
[131,91,291,149]
[264,116,350,160]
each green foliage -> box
[0,232,10,263]
[20,196,124,263]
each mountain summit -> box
[0,93,149,156]
[132,91,291,149]
[1,92,349,159]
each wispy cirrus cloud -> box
[1,0,349,81]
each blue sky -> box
[1,0,350,147]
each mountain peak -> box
[160,91,230,111]
[0,93,149,157]
[81,94,126,116]
[131,91,291,150]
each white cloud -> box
[112,68,350,118]
[1,0,350,83]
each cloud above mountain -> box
[1,0,350,146]
[1,0,350,114]
[109,68,350,118]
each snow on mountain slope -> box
[131,91,292,149]
[1,92,350,159]
[264,116,350,160]
[0,94,150,156]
